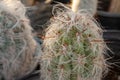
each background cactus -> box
[0,0,41,80]
[79,0,98,15]
[41,4,107,80]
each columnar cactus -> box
[41,5,107,80]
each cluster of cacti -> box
[41,5,107,80]
[0,0,41,80]
[0,0,107,80]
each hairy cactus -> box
[0,0,41,80]
[41,5,107,80]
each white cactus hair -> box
[41,3,108,80]
[0,0,41,80]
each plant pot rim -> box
[97,10,120,18]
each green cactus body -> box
[41,6,107,80]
